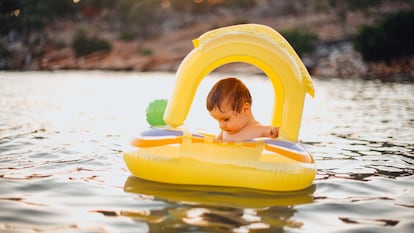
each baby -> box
[206,77,279,141]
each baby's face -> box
[209,102,249,135]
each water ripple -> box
[1,72,413,233]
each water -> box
[0,71,413,233]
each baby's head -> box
[206,77,252,113]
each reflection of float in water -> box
[122,176,315,232]
[123,176,315,209]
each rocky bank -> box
[3,2,413,80]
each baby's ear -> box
[242,102,250,112]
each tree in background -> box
[313,0,384,38]
[0,0,81,68]
[115,0,161,39]
[354,10,414,62]
[0,0,79,36]
[114,0,256,39]
[281,28,318,57]
[71,28,112,57]
[165,0,254,13]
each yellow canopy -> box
[164,24,314,142]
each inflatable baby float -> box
[124,24,316,191]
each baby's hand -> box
[270,127,279,138]
[265,126,279,138]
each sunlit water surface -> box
[0,71,413,233]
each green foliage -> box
[115,0,160,38]
[77,0,116,10]
[214,0,255,9]
[169,0,255,12]
[325,0,384,10]
[21,0,79,17]
[353,11,414,62]
[71,28,112,57]
[119,31,135,41]
[0,43,11,58]
[138,48,153,56]
[314,0,384,12]
[0,0,80,35]
[281,28,318,56]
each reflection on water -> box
[121,205,300,233]
[123,176,314,233]
[124,176,315,208]
[0,71,413,233]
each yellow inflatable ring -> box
[124,24,316,192]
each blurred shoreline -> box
[2,1,413,81]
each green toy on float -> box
[146,99,167,126]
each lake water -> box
[0,71,413,233]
